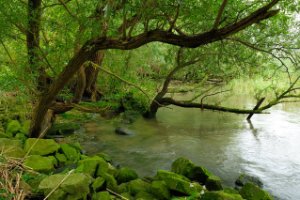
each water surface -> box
[79,95,300,200]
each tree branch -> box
[213,0,228,29]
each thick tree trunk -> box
[82,51,104,101]
[30,48,93,137]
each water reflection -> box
[80,99,300,200]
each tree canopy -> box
[0,0,300,137]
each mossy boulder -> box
[76,156,108,177]
[39,173,92,200]
[47,189,67,200]
[60,143,81,162]
[55,153,67,165]
[96,152,112,162]
[116,167,139,184]
[47,122,80,136]
[171,157,212,184]
[235,174,263,188]
[20,120,31,136]
[24,155,55,173]
[15,133,27,141]
[92,177,105,192]
[92,191,112,200]
[150,180,170,200]
[135,191,157,200]
[127,179,151,196]
[240,183,273,200]
[156,170,203,196]
[103,173,118,191]
[22,172,47,194]
[5,120,21,137]
[24,138,60,156]
[205,175,223,191]
[201,191,243,200]
[0,138,25,158]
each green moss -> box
[171,157,212,184]
[20,120,30,136]
[92,177,105,192]
[76,156,107,177]
[0,138,25,158]
[116,167,139,184]
[60,143,81,162]
[240,183,273,200]
[92,191,112,200]
[201,191,243,200]
[205,175,223,191]
[55,153,67,165]
[156,170,203,196]
[24,138,60,156]
[5,120,21,137]
[150,180,170,200]
[39,173,92,199]
[24,155,54,173]
[103,173,118,191]
[14,133,27,141]
[135,191,157,200]
[127,179,151,196]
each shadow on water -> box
[78,95,300,200]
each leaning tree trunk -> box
[82,50,105,101]
[30,48,93,137]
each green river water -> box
[78,94,300,200]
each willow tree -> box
[32,0,298,137]
[0,0,297,137]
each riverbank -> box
[0,119,273,200]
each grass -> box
[0,153,28,200]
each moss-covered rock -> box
[5,120,21,137]
[116,167,139,184]
[201,191,243,200]
[240,183,273,200]
[48,155,58,167]
[127,179,151,196]
[76,156,108,177]
[55,153,67,165]
[103,173,118,191]
[156,170,203,196]
[20,120,31,136]
[60,143,81,162]
[47,123,81,136]
[96,152,112,162]
[150,180,170,200]
[14,133,27,141]
[22,172,47,194]
[24,155,55,173]
[135,191,157,200]
[235,174,263,188]
[39,173,92,200]
[92,177,105,192]
[171,157,212,184]
[47,189,67,200]
[205,175,223,191]
[0,138,25,158]
[107,163,118,176]
[92,191,112,200]
[24,138,60,156]
[120,192,133,200]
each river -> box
[79,94,300,200]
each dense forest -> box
[0,0,300,200]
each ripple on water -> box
[80,101,300,200]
